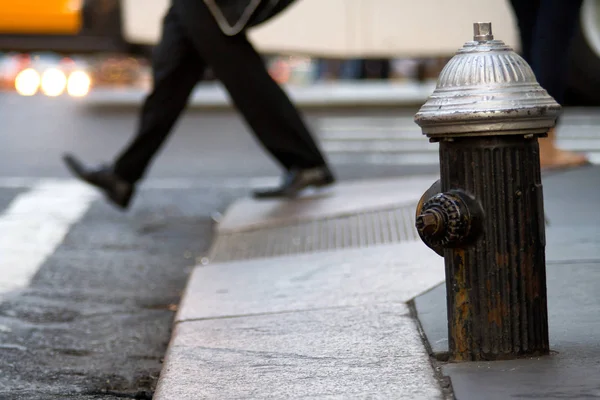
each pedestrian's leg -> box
[62,5,206,209]
[113,5,206,184]
[379,59,391,80]
[173,0,328,172]
[508,0,541,63]
[531,0,583,103]
[530,0,588,168]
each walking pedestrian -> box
[63,0,334,210]
[509,0,590,169]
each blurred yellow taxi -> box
[0,0,82,35]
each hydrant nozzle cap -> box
[473,22,493,41]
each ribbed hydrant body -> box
[414,23,560,361]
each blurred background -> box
[0,0,597,104]
[0,0,597,179]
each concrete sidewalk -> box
[154,165,600,399]
[154,176,449,399]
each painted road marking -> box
[0,181,98,295]
[0,176,284,294]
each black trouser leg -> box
[173,0,328,171]
[509,0,583,103]
[113,5,206,184]
[509,0,541,63]
[530,0,583,103]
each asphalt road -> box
[0,92,438,399]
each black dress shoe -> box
[63,153,135,210]
[253,166,335,199]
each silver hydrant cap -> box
[414,22,561,138]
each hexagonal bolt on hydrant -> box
[414,22,559,361]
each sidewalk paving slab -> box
[176,241,443,322]
[155,241,446,399]
[155,303,444,399]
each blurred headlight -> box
[14,68,40,96]
[67,70,91,97]
[41,68,67,97]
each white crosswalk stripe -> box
[0,176,285,295]
[0,181,98,295]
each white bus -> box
[1,0,599,104]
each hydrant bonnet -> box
[414,22,561,138]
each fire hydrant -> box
[414,22,560,361]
